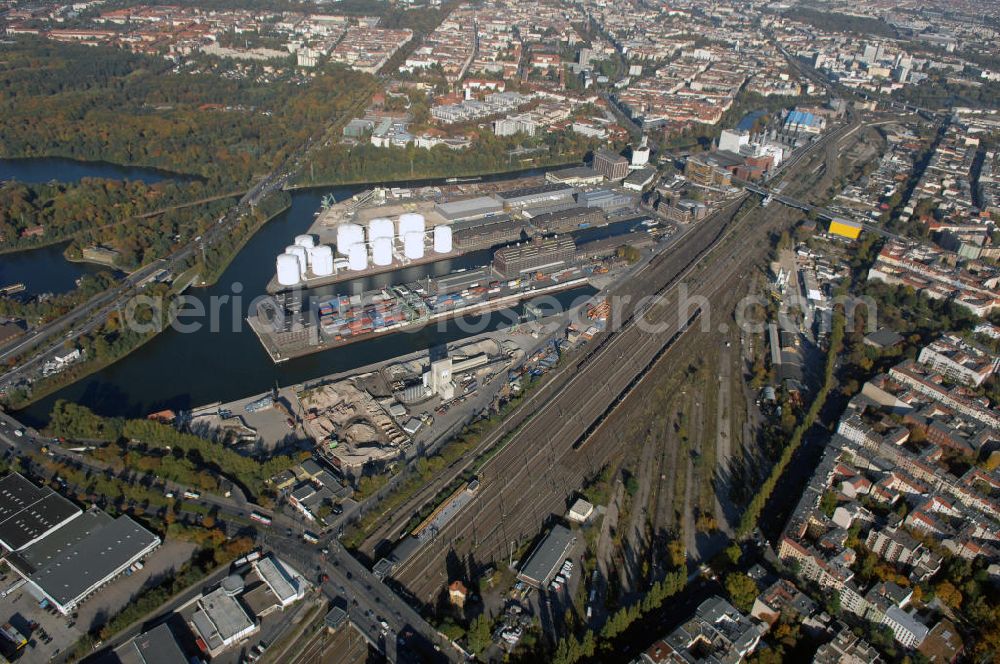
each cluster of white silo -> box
[276,235,328,286]
[277,213,459,285]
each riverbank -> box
[10,164,590,427]
[285,157,584,192]
[3,297,175,410]
[3,196,292,410]
[196,191,292,287]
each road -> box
[385,116,860,604]
[354,235,694,559]
[0,259,166,376]
[0,407,458,663]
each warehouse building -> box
[493,236,577,277]
[623,167,657,191]
[253,555,305,609]
[190,586,257,657]
[576,188,637,212]
[435,196,504,222]
[494,183,576,211]
[0,473,161,615]
[527,206,606,232]
[0,472,81,552]
[545,166,605,186]
[451,214,527,250]
[115,622,189,664]
[517,524,576,588]
[12,507,161,614]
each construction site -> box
[297,336,525,477]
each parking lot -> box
[0,539,195,662]
[75,539,196,632]
[0,570,83,662]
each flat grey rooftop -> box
[117,622,189,664]
[28,515,160,606]
[17,507,111,573]
[517,524,576,586]
[0,472,81,551]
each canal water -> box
[0,243,115,296]
[7,161,603,425]
[1,158,192,295]
[0,157,195,185]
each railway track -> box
[393,202,773,600]
[356,195,750,557]
[390,118,861,602]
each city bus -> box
[250,512,272,526]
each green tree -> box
[724,572,759,613]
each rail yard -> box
[377,114,863,603]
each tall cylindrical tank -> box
[398,213,426,238]
[372,237,393,266]
[294,234,315,249]
[433,225,453,254]
[347,243,368,271]
[368,217,394,242]
[276,254,301,286]
[310,245,334,276]
[336,223,364,255]
[403,231,424,260]
[286,245,308,275]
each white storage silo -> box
[347,243,368,271]
[294,234,315,249]
[372,236,393,266]
[286,244,308,276]
[398,213,426,239]
[276,254,301,286]
[310,245,334,276]
[433,225,453,254]
[368,217,394,242]
[403,231,424,260]
[336,223,364,255]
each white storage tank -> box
[403,231,424,260]
[433,225,453,254]
[398,212,426,238]
[372,236,393,266]
[368,217,394,242]
[347,243,368,271]
[276,254,301,286]
[310,245,334,276]
[294,234,315,249]
[336,223,364,255]
[286,245,308,275]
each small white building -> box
[567,498,594,523]
[190,587,258,657]
[882,606,929,649]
